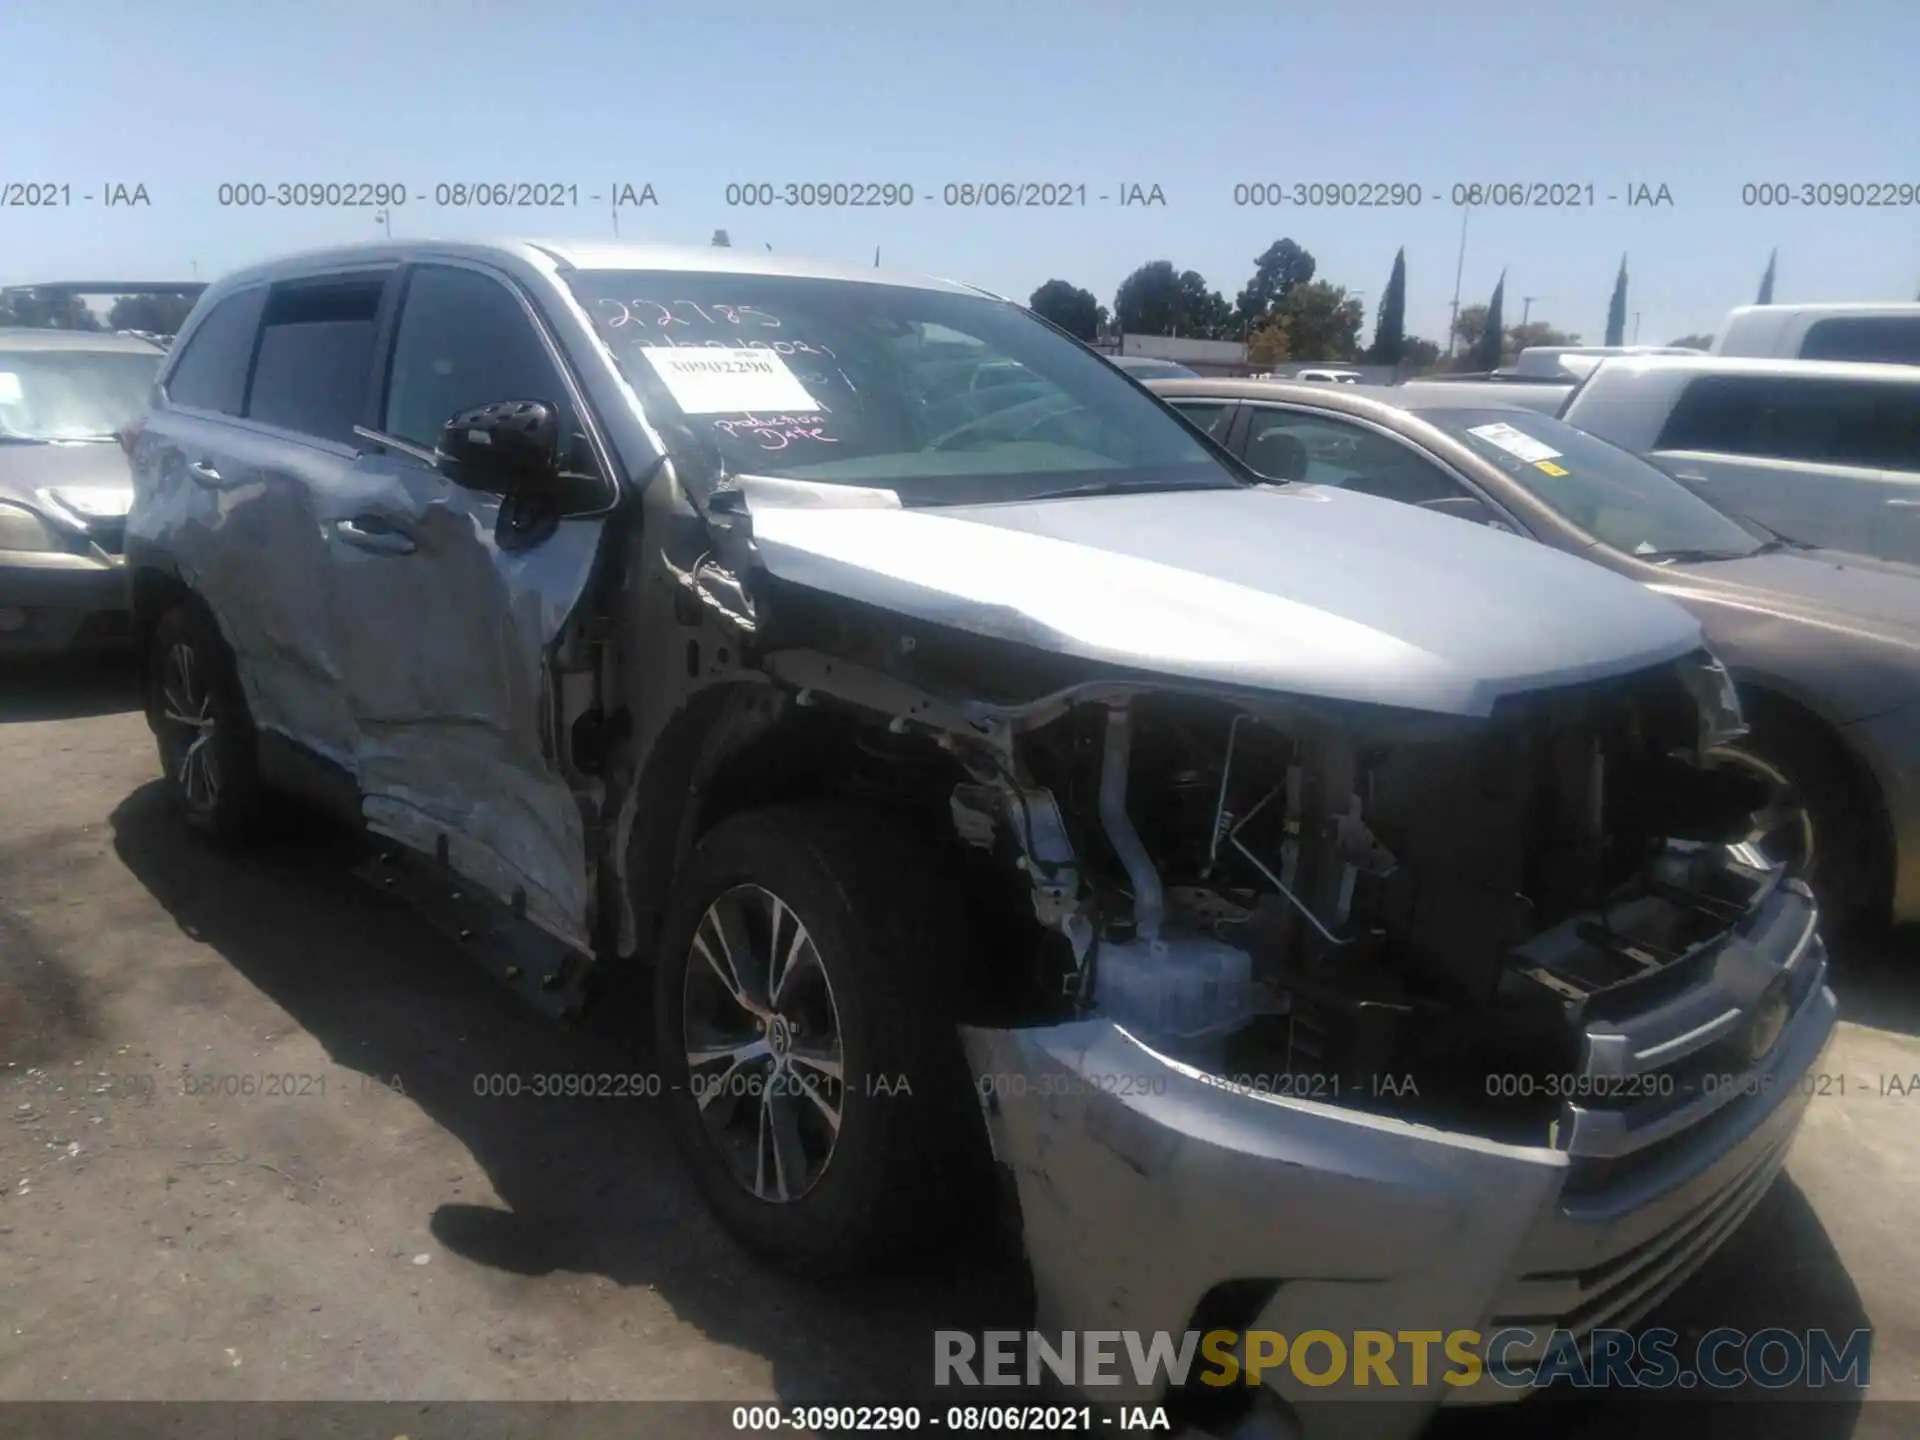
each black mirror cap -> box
[435,399,561,492]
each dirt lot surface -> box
[4,655,1918,1438]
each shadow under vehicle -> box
[125,240,1838,1439]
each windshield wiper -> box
[1021,476,1244,501]
[1643,547,1755,564]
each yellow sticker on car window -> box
[1535,461,1569,477]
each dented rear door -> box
[328,260,614,951]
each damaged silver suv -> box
[126,241,1837,1436]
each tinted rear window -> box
[165,287,266,415]
[1656,373,1920,471]
[245,275,387,444]
[1799,315,1920,365]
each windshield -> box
[1418,407,1767,559]
[567,270,1237,505]
[0,347,162,442]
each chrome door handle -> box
[1886,498,1920,508]
[1673,473,1709,483]
[186,460,222,486]
[333,516,417,555]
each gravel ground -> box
[3,653,1917,1438]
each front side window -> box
[564,269,1238,505]
[1167,400,1233,438]
[383,266,568,449]
[1424,407,1765,559]
[164,287,266,416]
[0,346,162,442]
[245,274,387,445]
[1241,408,1466,504]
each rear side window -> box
[1656,374,1920,471]
[245,274,388,445]
[1167,400,1233,438]
[1800,316,1920,365]
[164,287,266,415]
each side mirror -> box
[1420,494,1517,533]
[435,400,561,494]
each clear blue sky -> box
[6,0,1916,348]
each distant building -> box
[1096,333,1258,377]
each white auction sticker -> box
[1467,421,1561,465]
[0,373,23,404]
[638,346,820,415]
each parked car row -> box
[4,242,1889,1437]
[0,283,205,655]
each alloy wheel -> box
[159,640,220,811]
[683,883,845,1203]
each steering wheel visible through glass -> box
[927,390,1088,451]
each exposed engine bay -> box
[945,649,1781,1146]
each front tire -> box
[652,803,989,1275]
[147,602,264,843]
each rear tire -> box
[651,803,989,1276]
[147,602,265,843]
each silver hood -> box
[0,440,134,526]
[740,481,1704,718]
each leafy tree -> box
[1178,271,1235,338]
[1507,320,1581,354]
[107,294,197,335]
[1369,248,1406,364]
[1114,261,1233,339]
[710,229,732,247]
[1669,333,1714,350]
[1400,336,1443,373]
[1470,272,1507,371]
[1605,254,1628,346]
[1279,281,1366,361]
[0,291,100,329]
[1028,280,1105,341]
[1247,314,1290,365]
[1233,239,1316,328]
[1757,249,1776,304]
[1449,303,1491,360]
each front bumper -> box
[0,550,131,655]
[961,880,1835,1440]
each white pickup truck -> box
[1713,303,1920,365]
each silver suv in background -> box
[1559,355,1920,565]
[126,240,1833,1439]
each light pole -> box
[1521,295,1538,326]
[1445,205,1471,356]
[1633,311,1642,343]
